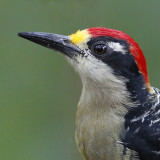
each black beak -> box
[18,32,81,58]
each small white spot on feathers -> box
[155,109,160,116]
[149,118,160,127]
[152,88,160,110]
[108,42,127,54]
[131,111,150,123]
[152,151,160,155]
[131,87,160,124]
[134,127,140,134]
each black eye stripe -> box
[87,36,130,60]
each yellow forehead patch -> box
[69,29,91,45]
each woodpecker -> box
[18,27,160,160]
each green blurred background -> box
[0,0,160,160]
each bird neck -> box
[76,78,132,160]
[78,73,152,116]
[78,77,130,116]
[125,74,150,105]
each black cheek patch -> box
[87,36,135,75]
[87,36,146,101]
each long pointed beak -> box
[18,32,81,58]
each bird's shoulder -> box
[124,87,160,160]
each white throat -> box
[67,55,134,160]
[68,54,131,112]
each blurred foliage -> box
[0,0,160,160]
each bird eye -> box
[94,44,107,55]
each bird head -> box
[18,27,152,99]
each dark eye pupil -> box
[94,45,107,55]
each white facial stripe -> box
[68,54,128,88]
[108,42,126,54]
[69,54,134,160]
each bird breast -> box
[75,86,129,160]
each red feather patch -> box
[88,27,150,87]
